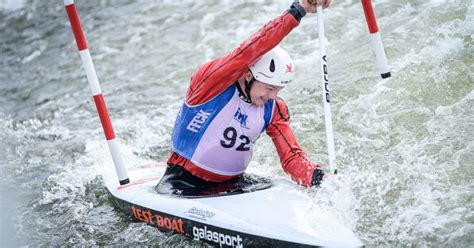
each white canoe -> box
[104,162,363,247]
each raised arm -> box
[186,2,312,105]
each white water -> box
[0,0,472,246]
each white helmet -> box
[249,46,294,87]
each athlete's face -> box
[250,81,283,106]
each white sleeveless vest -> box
[172,85,274,176]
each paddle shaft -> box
[64,0,129,185]
[317,6,337,174]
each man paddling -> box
[156,0,332,195]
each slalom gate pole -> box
[361,0,391,79]
[64,0,130,185]
[317,5,337,174]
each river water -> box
[0,0,472,247]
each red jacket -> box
[168,10,320,187]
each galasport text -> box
[193,226,243,248]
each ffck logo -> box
[187,110,211,133]
[286,63,293,73]
[233,107,248,128]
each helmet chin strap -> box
[244,76,256,103]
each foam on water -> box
[0,0,26,12]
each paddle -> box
[316,5,337,175]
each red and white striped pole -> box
[362,0,391,79]
[64,0,129,185]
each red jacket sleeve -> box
[186,11,299,105]
[266,98,321,187]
